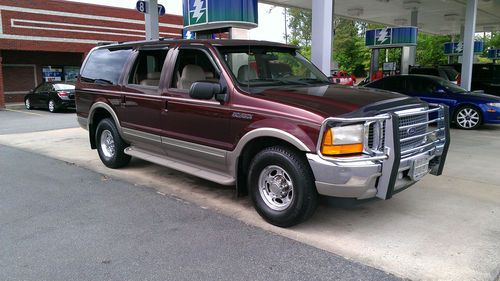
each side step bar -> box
[124,146,236,186]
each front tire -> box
[248,146,318,227]
[25,98,32,110]
[95,118,131,168]
[454,106,482,130]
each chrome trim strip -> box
[399,117,444,130]
[161,136,226,159]
[397,107,440,117]
[122,128,161,143]
[401,139,443,155]
[400,128,445,142]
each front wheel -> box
[454,106,482,130]
[95,118,131,168]
[25,98,32,110]
[248,146,318,227]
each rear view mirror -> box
[189,81,222,100]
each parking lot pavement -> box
[0,107,78,134]
[0,124,499,280]
[0,145,402,281]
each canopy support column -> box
[311,0,333,75]
[461,0,477,91]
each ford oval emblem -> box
[407,127,417,136]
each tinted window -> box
[366,79,385,89]
[383,77,406,93]
[81,48,132,85]
[407,77,436,95]
[128,49,169,87]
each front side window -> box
[128,49,168,87]
[171,48,220,91]
[216,46,329,89]
[81,48,132,85]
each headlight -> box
[487,102,500,108]
[321,124,364,155]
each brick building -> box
[0,0,183,107]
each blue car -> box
[365,75,500,129]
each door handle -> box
[120,95,126,106]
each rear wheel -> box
[48,99,57,113]
[454,106,482,130]
[248,146,318,227]
[95,118,131,168]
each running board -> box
[124,146,236,186]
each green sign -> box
[366,27,418,48]
[188,0,207,25]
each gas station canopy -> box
[261,0,500,35]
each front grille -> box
[398,113,428,153]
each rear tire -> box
[248,146,318,227]
[48,99,58,113]
[95,118,131,168]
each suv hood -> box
[251,84,425,118]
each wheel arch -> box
[230,128,314,197]
[88,102,123,149]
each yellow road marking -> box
[4,109,44,116]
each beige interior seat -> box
[177,64,206,90]
[140,72,161,86]
[237,65,257,82]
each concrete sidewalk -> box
[0,127,499,281]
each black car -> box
[24,82,76,112]
[446,63,500,97]
[364,75,500,129]
[409,66,460,84]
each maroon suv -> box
[76,39,450,227]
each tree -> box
[416,33,451,66]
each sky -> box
[64,0,286,43]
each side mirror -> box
[189,81,222,100]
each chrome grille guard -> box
[316,104,450,199]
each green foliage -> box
[416,33,451,66]
[285,7,461,73]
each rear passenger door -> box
[161,46,232,173]
[119,47,170,154]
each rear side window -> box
[128,49,169,87]
[81,48,132,85]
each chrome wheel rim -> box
[25,99,30,109]
[48,100,55,112]
[100,130,115,158]
[258,165,294,211]
[457,108,479,129]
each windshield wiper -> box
[297,78,330,84]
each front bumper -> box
[308,105,450,200]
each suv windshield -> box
[216,46,330,88]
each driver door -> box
[161,46,232,173]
